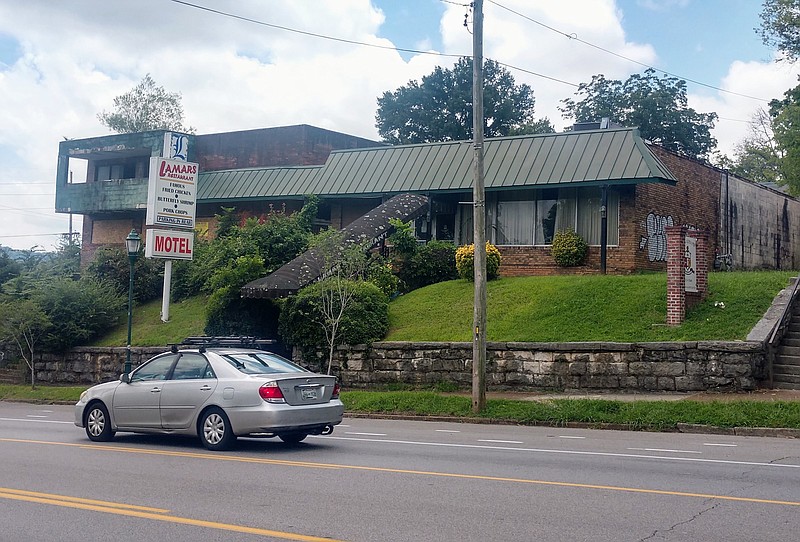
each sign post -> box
[145,133,197,322]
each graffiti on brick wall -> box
[639,212,673,262]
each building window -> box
[457,187,619,246]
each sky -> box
[1,0,799,252]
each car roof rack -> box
[169,336,276,353]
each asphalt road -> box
[1,401,799,541]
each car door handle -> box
[199,385,212,391]
[150,387,161,393]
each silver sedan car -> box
[74,346,344,450]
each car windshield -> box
[221,352,308,374]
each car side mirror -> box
[120,373,131,384]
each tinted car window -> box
[221,352,307,375]
[172,353,214,380]
[131,354,177,382]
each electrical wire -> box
[485,0,770,103]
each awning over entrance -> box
[241,193,429,299]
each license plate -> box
[301,388,318,400]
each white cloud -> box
[0,0,796,250]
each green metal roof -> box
[196,128,676,202]
[198,165,323,202]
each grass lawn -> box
[92,295,208,347]
[387,271,795,342]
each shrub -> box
[33,277,125,351]
[551,229,588,267]
[455,242,501,281]
[278,280,389,362]
[86,246,164,302]
[399,240,459,291]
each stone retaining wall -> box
[34,341,765,392]
[34,347,164,384]
[323,340,765,392]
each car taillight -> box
[259,382,285,403]
[332,382,340,399]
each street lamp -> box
[124,229,142,375]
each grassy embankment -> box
[3,271,799,431]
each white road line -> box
[703,443,738,447]
[435,430,461,433]
[314,435,800,469]
[558,436,586,439]
[0,418,73,425]
[345,432,387,437]
[478,439,524,444]
[627,447,702,454]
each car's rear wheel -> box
[85,402,115,442]
[279,433,308,444]
[199,407,236,451]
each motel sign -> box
[145,229,194,260]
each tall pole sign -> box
[471,0,487,414]
[145,132,197,322]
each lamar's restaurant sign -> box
[146,157,198,229]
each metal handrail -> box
[766,276,800,387]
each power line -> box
[168,0,577,88]
[169,0,466,61]
[0,232,67,239]
[485,0,770,103]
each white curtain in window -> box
[576,188,620,245]
[577,189,602,244]
[497,200,535,245]
[555,188,577,234]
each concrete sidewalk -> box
[479,388,800,403]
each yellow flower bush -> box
[455,242,501,281]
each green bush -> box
[171,196,318,301]
[87,246,164,302]
[278,280,389,361]
[203,255,266,336]
[33,277,125,352]
[455,242,502,281]
[399,240,459,291]
[551,229,588,267]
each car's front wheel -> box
[199,407,236,451]
[85,402,115,442]
[279,433,308,444]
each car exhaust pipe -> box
[321,425,334,435]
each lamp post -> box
[124,229,142,375]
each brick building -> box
[55,123,800,273]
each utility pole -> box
[471,0,487,414]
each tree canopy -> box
[758,0,800,62]
[375,57,553,144]
[559,69,718,160]
[729,108,784,186]
[97,74,193,134]
[769,82,800,193]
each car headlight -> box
[79,391,87,403]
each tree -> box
[758,0,800,62]
[560,69,718,160]
[98,74,194,134]
[729,107,784,185]
[770,81,800,193]
[0,299,50,388]
[376,57,554,144]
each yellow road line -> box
[0,487,344,542]
[3,437,800,508]
[0,487,168,513]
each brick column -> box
[666,226,687,326]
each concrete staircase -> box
[774,306,800,389]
